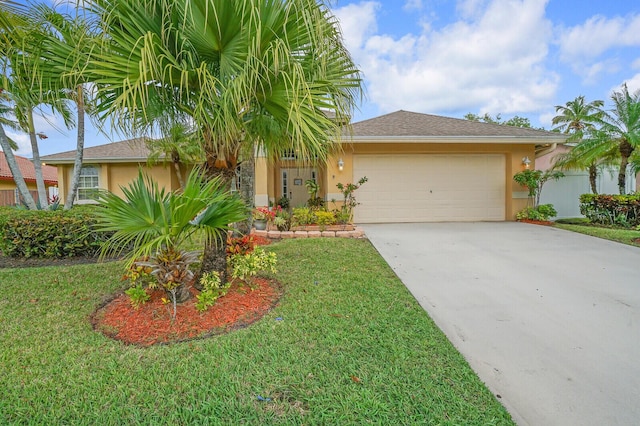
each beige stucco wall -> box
[257,141,537,220]
[56,162,179,205]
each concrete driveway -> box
[362,222,640,426]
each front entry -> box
[281,168,317,208]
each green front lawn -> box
[0,238,512,425]
[554,221,640,247]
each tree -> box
[551,96,604,193]
[0,3,38,209]
[0,2,76,209]
[146,123,204,189]
[600,85,640,194]
[513,169,564,207]
[82,0,363,281]
[34,5,99,210]
[464,112,541,129]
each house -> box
[537,144,637,218]
[255,110,567,222]
[0,151,58,206]
[43,111,567,222]
[40,138,181,205]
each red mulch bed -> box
[91,277,282,347]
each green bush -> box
[579,193,640,226]
[0,206,112,258]
[291,207,315,227]
[516,204,558,221]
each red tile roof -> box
[0,151,58,185]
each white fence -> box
[540,168,637,219]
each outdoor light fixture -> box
[338,158,344,171]
[522,156,531,169]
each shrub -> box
[0,206,111,258]
[516,204,558,221]
[579,193,640,226]
[291,207,315,227]
[229,247,277,283]
[195,271,231,312]
[315,210,336,230]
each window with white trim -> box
[77,165,99,201]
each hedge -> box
[579,193,640,227]
[0,206,112,258]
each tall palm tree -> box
[551,96,604,193]
[80,0,363,280]
[33,4,100,210]
[600,85,640,194]
[0,2,38,209]
[1,2,76,208]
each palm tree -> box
[551,96,604,193]
[0,3,38,209]
[96,168,246,313]
[146,122,204,189]
[600,85,640,194]
[33,5,100,210]
[1,3,76,208]
[81,0,362,280]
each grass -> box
[0,238,513,425]
[554,220,640,247]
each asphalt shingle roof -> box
[41,138,153,163]
[0,152,58,184]
[349,110,563,139]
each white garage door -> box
[353,154,505,223]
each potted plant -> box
[252,207,273,230]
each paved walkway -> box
[363,222,640,426]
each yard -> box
[0,238,513,424]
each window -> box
[282,170,288,199]
[77,166,99,202]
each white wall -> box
[540,167,637,219]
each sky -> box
[5,0,640,157]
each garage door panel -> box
[353,154,505,223]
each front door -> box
[281,168,317,208]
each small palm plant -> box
[96,168,247,318]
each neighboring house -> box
[255,110,567,222]
[537,145,637,219]
[41,138,181,205]
[42,111,568,222]
[0,151,58,206]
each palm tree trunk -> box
[588,164,598,194]
[618,155,629,195]
[197,156,238,286]
[618,140,634,195]
[237,153,255,235]
[27,111,48,208]
[64,85,85,210]
[0,125,37,209]
[171,150,185,189]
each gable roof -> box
[348,110,566,144]
[0,152,58,185]
[41,138,154,164]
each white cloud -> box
[559,14,640,61]
[334,1,380,54]
[403,0,423,11]
[558,13,640,82]
[622,75,640,94]
[335,0,558,116]
[5,132,31,157]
